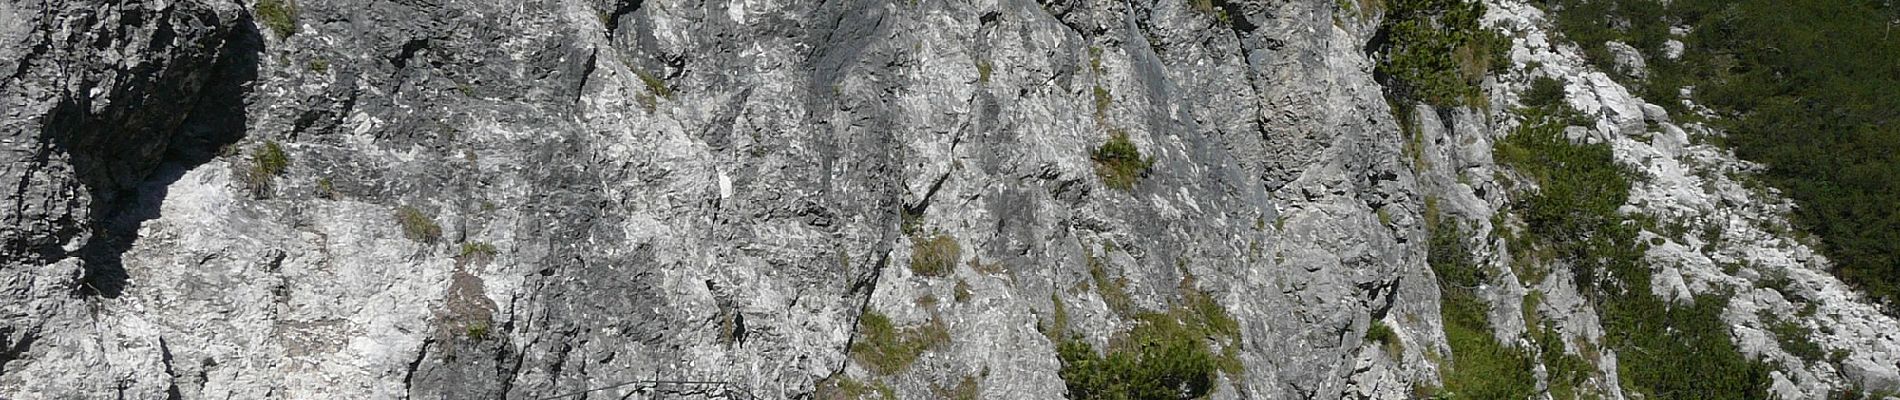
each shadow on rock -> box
[72,16,264,298]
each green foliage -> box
[457,242,498,265]
[900,207,925,236]
[633,69,669,112]
[1427,216,1540,399]
[242,141,290,198]
[1091,132,1153,191]
[254,141,289,176]
[1495,112,1635,293]
[464,321,489,340]
[850,311,949,375]
[1058,325,1212,400]
[1531,321,1595,400]
[1519,76,1595,129]
[1055,284,1241,400]
[909,234,960,277]
[1541,0,1900,310]
[815,375,895,400]
[255,0,298,38]
[1762,311,1826,363]
[1496,115,1772,399]
[395,205,442,244]
[1366,319,1403,357]
[1521,76,1568,110]
[1375,0,1510,106]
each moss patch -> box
[255,0,298,38]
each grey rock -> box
[1604,40,1646,79]
[1,0,1895,399]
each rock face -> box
[0,0,1892,400]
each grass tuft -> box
[909,233,960,277]
[850,311,949,375]
[242,141,290,198]
[1091,132,1153,191]
[395,205,442,244]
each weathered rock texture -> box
[0,0,1892,399]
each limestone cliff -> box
[0,0,1892,399]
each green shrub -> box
[1539,0,1900,311]
[1091,132,1153,191]
[909,234,959,277]
[1494,112,1635,293]
[1522,76,1568,110]
[1531,321,1595,399]
[1375,0,1510,106]
[255,0,297,38]
[1427,216,1540,399]
[242,141,290,197]
[1056,289,1241,400]
[395,205,442,244]
[1762,311,1826,363]
[1365,319,1402,356]
[850,311,949,375]
[1496,113,1772,399]
[1517,77,1595,127]
[1058,327,1212,400]
[1092,86,1113,115]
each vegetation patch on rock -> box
[849,311,949,375]
[255,0,298,38]
[1497,110,1771,398]
[395,205,443,244]
[1091,132,1153,191]
[909,233,960,277]
[242,140,290,198]
[1374,0,1510,106]
[1054,285,1241,400]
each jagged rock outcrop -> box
[0,0,1894,399]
